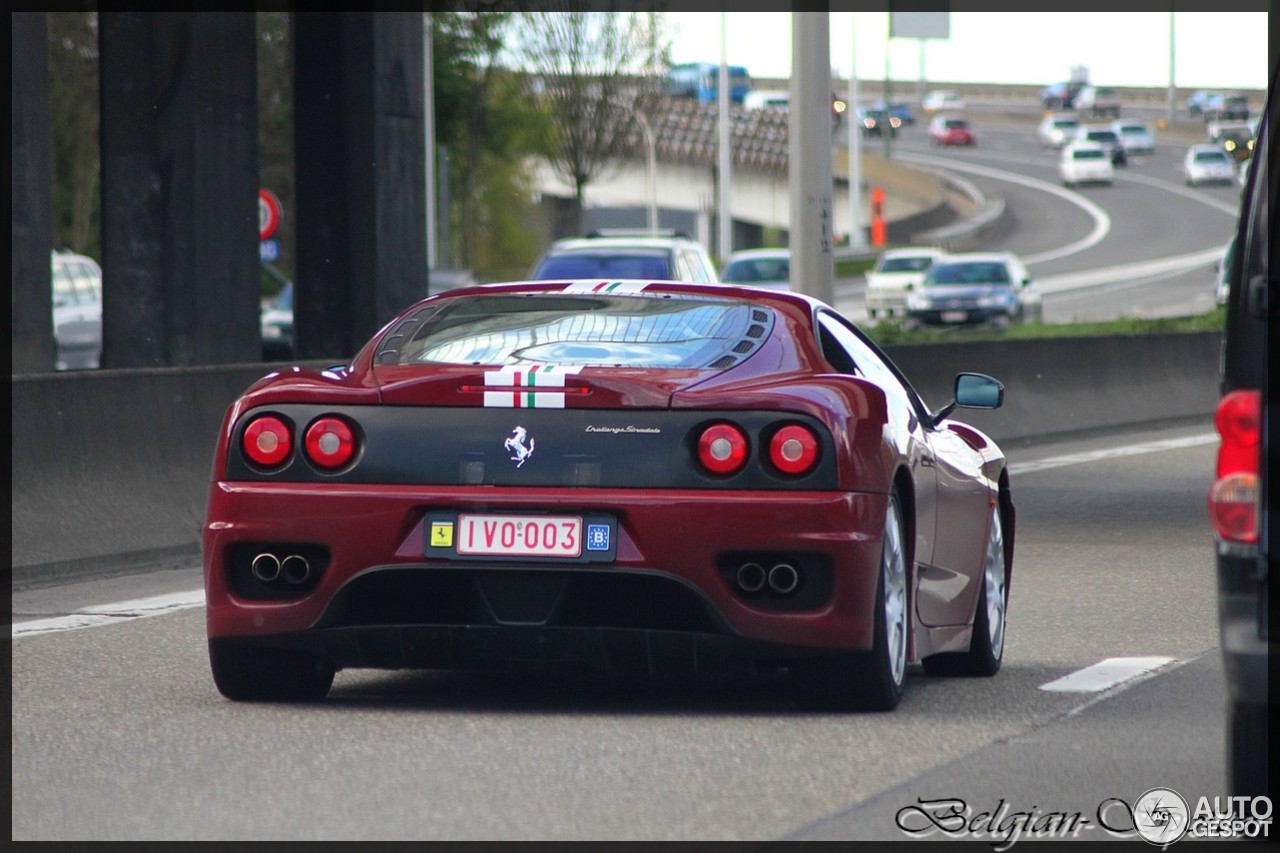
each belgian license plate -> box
[942,310,968,323]
[456,513,583,558]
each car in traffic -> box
[856,106,901,137]
[720,248,791,292]
[928,115,976,147]
[1110,119,1155,155]
[864,247,947,320]
[1207,121,1255,163]
[1186,89,1221,118]
[1182,143,1236,186]
[921,90,964,113]
[1074,85,1122,117]
[906,251,1042,327]
[1207,59,1270,803]
[51,249,103,371]
[203,279,1015,710]
[1036,114,1080,148]
[1040,80,1085,110]
[1072,125,1127,166]
[529,230,718,283]
[1058,140,1115,187]
[261,280,294,360]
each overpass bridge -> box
[529,96,958,254]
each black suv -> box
[1208,59,1274,802]
[529,230,719,283]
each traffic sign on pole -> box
[258,188,282,241]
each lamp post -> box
[634,108,658,233]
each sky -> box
[665,12,1270,92]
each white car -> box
[921,90,965,113]
[1111,120,1155,155]
[719,248,791,292]
[864,247,947,319]
[1059,141,1114,187]
[1214,236,1235,306]
[51,249,103,371]
[1183,144,1235,186]
[905,251,1042,327]
[1037,114,1080,148]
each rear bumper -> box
[1216,548,1269,704]
[205,483,889,661]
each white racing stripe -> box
[12,589,205,639]
[1008,433,1217,475]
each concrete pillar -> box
[11,12,56,374]
[100,12,260,367]
[294,12,426,360]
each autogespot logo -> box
[1132,788,1190,845]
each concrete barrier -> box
[9,330,1222,589]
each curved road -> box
[837,114,1243,323]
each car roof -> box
[548,236,694,252]
[727,248,788,260]
[879,246,945,259]
[935,251,1017,264]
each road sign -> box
[259,239,279,262]
[258,188,282,241]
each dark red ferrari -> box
[204,280,1014,710]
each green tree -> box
[515,7,670,237]
[430,11,551,279]
[47,12,100,259]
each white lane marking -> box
[1008,433,1217,476]
[11,589,205,639]
[1040,656,1176,693]
[1035,244,1228,294]
[898,152,1112,263]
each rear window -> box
[944,119,968,129]
[1196,150,1229,162]
[1073,149,1106,160]
[1054,119,1079,130]
[1086,131,1118,142]
[877,256,935,273]
[929,262,1011,285]
[531,252,672,281]
[388,294,771,369]
[723,257,789,283]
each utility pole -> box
[847,14,866,249]
[717,12,732,266]
[790,12,834,304]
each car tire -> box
[1228,700,1269,798]
[209,639,335,702]
[792,491,908,711]
[922,503,1007,678]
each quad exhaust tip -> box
[767,563,800,595]
[735,561,801,595]
[251,552,311,585]
[251,553,282,584]
[736,562,767,593]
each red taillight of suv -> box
[1208,389,1261,543]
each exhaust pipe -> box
[736,562,766,593]
[251,552,282,584]
[768,563,800,595]
[281,554,311,585]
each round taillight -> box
[769,424,820,475]
[304,416,356,470]
[697,423,749,476]
[242,415,292,468]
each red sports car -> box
[929,115,977,147]
[204,280,1014,710]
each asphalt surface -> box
[12,421,1232,840]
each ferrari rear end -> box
[204,284,895,700]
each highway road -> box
[12,419,1230,841]
[835,109,1244,324]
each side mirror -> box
[928,373,1004,427]
[955,372,1004,409]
